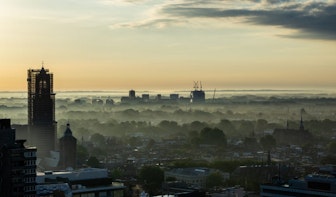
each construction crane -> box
[213,89,216,102]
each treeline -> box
[57,117,336,141]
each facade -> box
[59,123,77,170]
[0,119,37,197]
[27,67,57,158]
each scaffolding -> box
[27,68,55,126]
[27,67,56,158]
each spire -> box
[64,123,73,137]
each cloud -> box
[100,0,151,6]
[120,0,336,40]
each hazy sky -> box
[0,0,336,91]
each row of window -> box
[24,168,36,175]
[24,151,36,158]
[24,160,36,166]
[24,177,36,183]
[24,185,36,192]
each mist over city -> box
[2,86,336,196]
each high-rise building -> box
[190,81,205,103]
[129,89,136,99]
[27,67,57,158]
[59,123,77,170]
[0,119,37,197]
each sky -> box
[0,0,336,91]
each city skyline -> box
[0,0,336,91]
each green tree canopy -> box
[206,171,224,189]
[327,141,336,153]
[77,144,89,165]
[87,156,100,168]
[260,134,276,151]
[90,133,105,146]
[200,127,227,147]
[138,166,164,195]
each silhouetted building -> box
[273,115,313,146]
[129,89,136,99]
[170,94,179,100]
[27,67,57,158]
[190,81,205,103]
[190,90,205,103]
[59,123,77,170]
[142,94,149,102]
[0,119,37,197]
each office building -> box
[0,119,37,197]
[190,81,205,103]
[27,66,57,158]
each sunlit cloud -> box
[110,0,336,40]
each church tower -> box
[59,123,77,169]
[27,66,57,158]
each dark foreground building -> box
[27,67,57,158]
[0,119,37,197]
[260,165,336,197]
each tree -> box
[146,139,155,150]
[139,166,164,195]
[260,135,276,151]
[260,135,276,164]
[200,127,227,147]
[90,133,105,146]
[327,141,336,154]
[255,119,268,133]
[206,171,224,189]
[77,144,89,166]
[87,156,100,168]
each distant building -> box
[190,81,205,103]
[129,89,136,99]
[59,123,77,170]
[27,66,57,158]
[106,98,114,105]
[142,94,150,102]
[170,94,179,100]
[0,119,37,197]
[273,115,313,146]
[165,167,220,189]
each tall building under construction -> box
[27,67,57,158]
